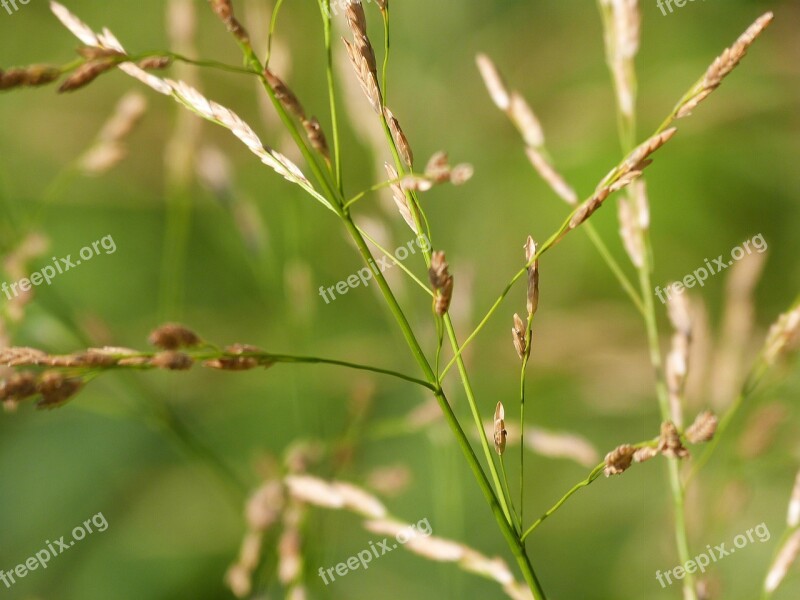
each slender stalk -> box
[317,0,343,192]
[264,0,286,66]
[355,225,433,295]
[519,313,533,526]
[583,222,646,316]
[500,455,522,534]
[443,315,515,526]
[521,464,605,542]
[595,2,695,594]
[269,353,435,390]
[341,214,547,599]
[380,3,391,101]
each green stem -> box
[269,353,435,390]
[355,225,433,296]
[380,4,390,102]
[521,464,605,542]
[639,262,697,600]
[500,455,522,534]
[341,214,546,599]
[318,0,343,193]
[264,0,286,67]
[519,313,533,526]
[583,223,645,316]
[442,315,515,527]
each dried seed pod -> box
[384,107,413,167]
[0,372,37,402]
[632,445,659,463]
[150,351,194,371]
[302,117,329,161]
[524,236,539,318]
[525,147,578,205]
[58,59,118,93]
[604,444,636,476]
[0,65,61,90]
[264,68,306,120]
[425,151,451,183]
[428,251,454,316]
[657,421,689,459]
[493,402,507,455]
[148,323,201,350]
[137,56,172,70]
[788,471,800,528]
[343,38,382,114]
[76,46,124,60]
[685,410,718,444]
[511,313,529,360]
[475,53,510,111]
[36,371,83,410]
[449,164,474,186]
[209,0,250,43]
[762,306,800,366]
[765,529,800,594]
[385,164,419,233]
[204,344,270,371]
[345,1,368,38]
[508,91,544,148]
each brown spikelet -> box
[345,1,368,38]
[302,117,330,161]
[633,445,659,463]
[138,56,172,70]
[762,305,800,366]
[36,372,83,410]
[525,147,578,205]
[569,188,611,230]
[685,410,718,444]
[0,347,48,367]
[657,421,690,459]
[76,47,125,60]
[150,351,194,371]
[204,344,271,371]
[264,68,306,120]
[604,444,636,476]
[621,128,677,174]
[493,402,507,455]
[512,313,529,360]
[148,323,201,350]
[524,236,539,318]
[1,65,62,91]
[384,107,413,166]
[208,0,250,43]
[425,151,451,183]
[385,164,419,233]
[58,60,117,93]
[343,37,382,114]
[508,91,544,148]
[0,372,38,403]
[678,13,773,119]
[449,164,474,186]
[475,53,510,111]
[429,251,454,316]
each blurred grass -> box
[1,0,799,598]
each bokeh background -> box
[1,0,799,598]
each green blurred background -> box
[1,0,798,598]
